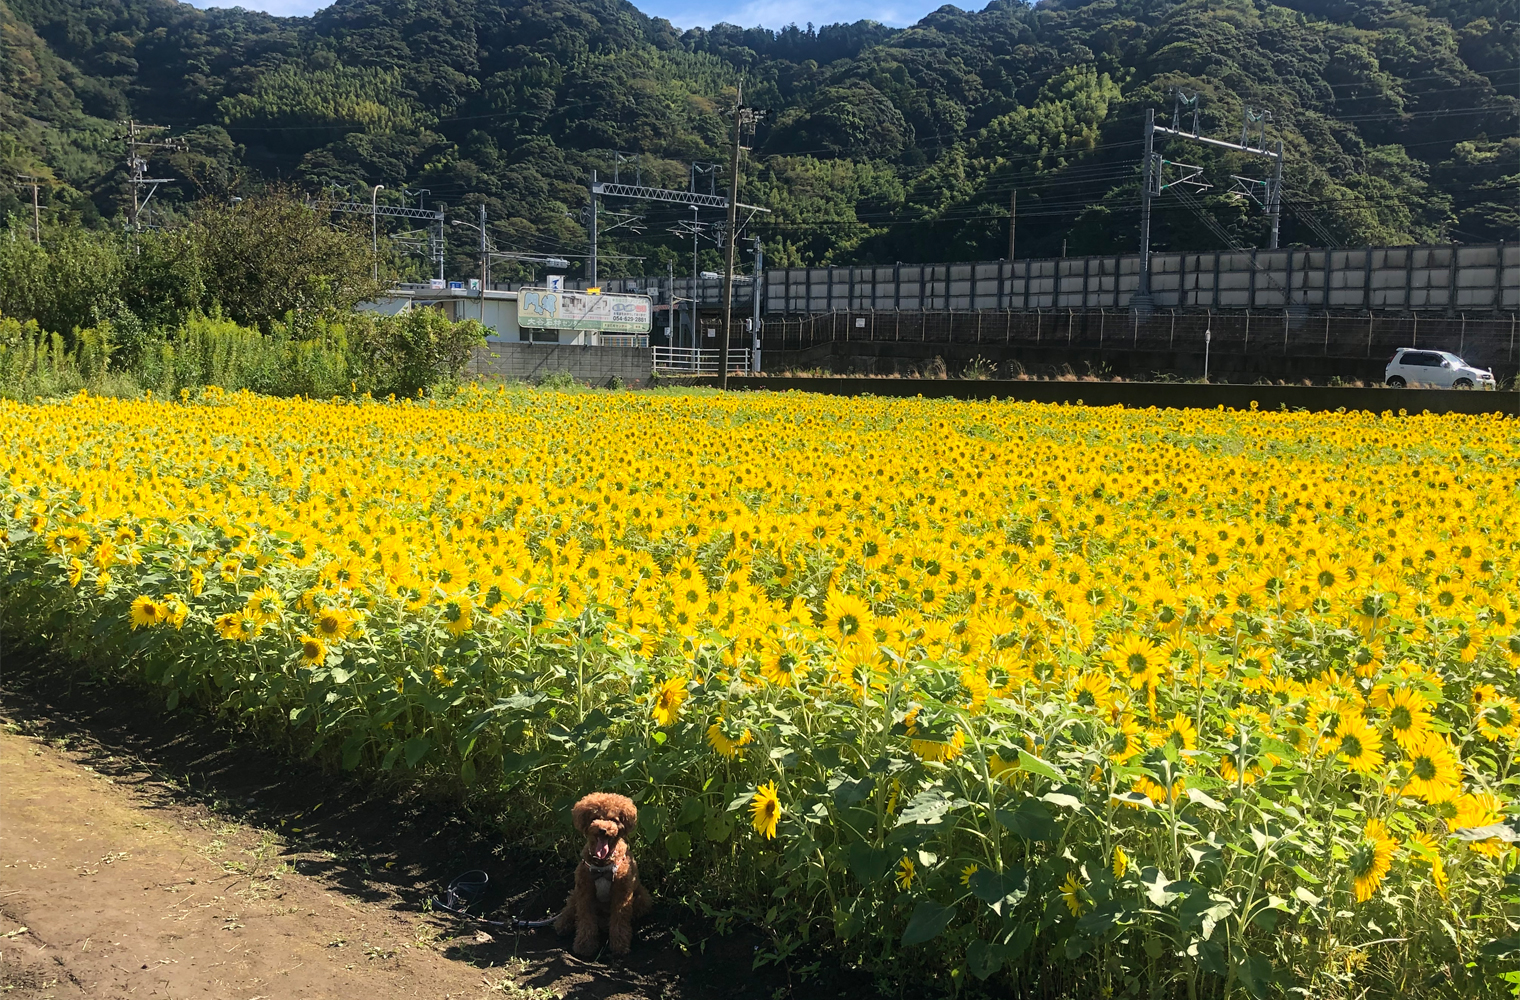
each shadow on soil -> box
[0,645,876,999]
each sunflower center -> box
[837,613,860,637]
[1412,756,1437,781]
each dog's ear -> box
[611,796,637,834]
[571,796,596,835]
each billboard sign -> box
[517,288,652,333]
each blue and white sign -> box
[517,288,651,334]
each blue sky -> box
[188,0,961,28]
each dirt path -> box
[0,663,822,1000]
[0,727,554,999]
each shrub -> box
[344,307,486,397]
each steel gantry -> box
[1135,93,1285,306]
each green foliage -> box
[1,0,1515,275]
[0,313,132,398]
[0,192,391,341]
[187,193,392,332]
[0,226,125,336]
[0,307,483,400]
[344,307,488,398]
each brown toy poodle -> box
[553,792,652,956]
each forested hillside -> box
[1,0,1516,278]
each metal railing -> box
[599,334,650,348]
[653,346,752,374]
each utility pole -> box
[1007,190,1017,260]
[371,184,384,282]
[120,120,181,232]
[668,260,675,346]
[15,175,41,244]
[751,235,763,372]
[691,205,700,352]
[588,170,599,286]
[1136,107,1156,308]
[479,202,489,321]
[1269,137,1284,250]
[719,83,745,389]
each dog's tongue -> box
[594,842,612,862]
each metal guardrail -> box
[653,347,751,374]
[600,334,650,348]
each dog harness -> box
[587,861,618,903]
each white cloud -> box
[180,0,960,30]
[647,0,952,29]
[185,0,326,16]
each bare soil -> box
[0,659,862,1000]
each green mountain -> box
[2,0,1515,279]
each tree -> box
[189,193,390,331]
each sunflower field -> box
[3,385,1519,998]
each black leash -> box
[432,869,556,930]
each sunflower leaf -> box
[1016,749,1064,783]
[901,900,956,946]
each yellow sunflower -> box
[297,634,327,666]
[1406,831,1449,899]
[759,638,808,687]
[313,607,355,642]
[821,590,874,648]
[1333,714,1386,775]
[129,595,167,629]
[1060,872,1086,915]
[1349,818,1397,903]
[1162,712,1199,752]
[1384,688,1432,749]
[1108,716,1145,764]
[1400,732,1462,804]
[651,676,688,727]
[895,856,915,890]
[1452,791,1506,856]
[1475,694,1520,744]
[245,586,285,625]
[1069,671,1114,715]
[441,594,473,637]
[751,781,782,839]
[1111,634,1163,691]
[706,717,753,758]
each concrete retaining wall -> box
[469,341,652,387]
[663,375,1519,416]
